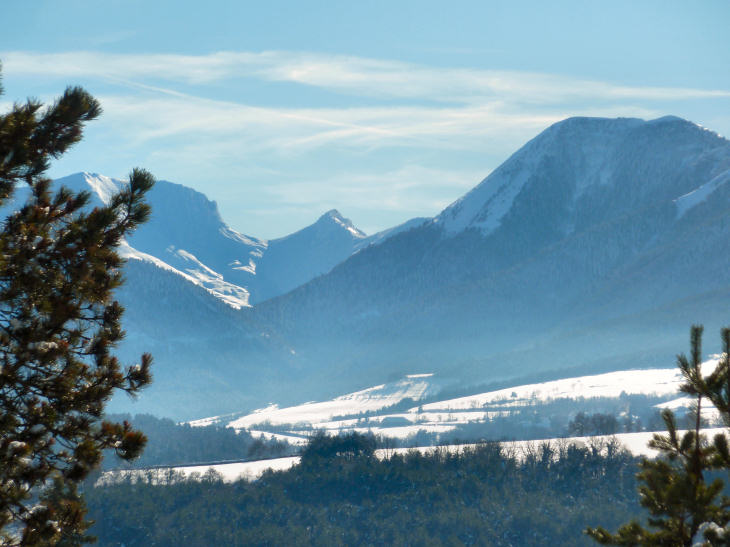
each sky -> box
[2,0,729,238]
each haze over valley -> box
[25,115,730,425]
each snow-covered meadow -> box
[188,359,722,446]
[97,358,728,486]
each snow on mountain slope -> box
[434,117,641,235]
[117,241,252,309]
[675,168,730,218]
[50,173,386,307]
[435,116,730,236]
[51,173,262,307]
[248,209,368,303]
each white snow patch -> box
[418,368,688,412]
[220,227,266,250]
[186,415,223,428]
[333,216,367,238]
[165,246,251,308]
[655,396,722,423]
[82,172,121,205]
[307,410,501,439]
[98,456,299,485]
[119,240,251,309]
[224,377,433,431]
[675,169,730,218]
[230,258,258,275]
[437,163,530,235]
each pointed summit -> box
[315,209,367,238]
[251,210,367,302]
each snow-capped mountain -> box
[9,172,419,417]
[52,173,379,307]
[53,173,263,307]
[435,116,728,236]
[252,115,730,400]
[10,115,730,420]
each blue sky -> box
[2,1,729,238]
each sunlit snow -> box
[218,376,435,430]
[82,172,121,205]
[188,358,724,444]
[118,241,251,309]
[675,169,730,218]
[418,368,690,412]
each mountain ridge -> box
[249,115,730,406]
[17,114,729,419]
[52,172,382,307]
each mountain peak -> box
[647,115,686,124]
[436,115,728,236]
[315,209,366,238]
[540,116,694,142]
[50,172,125,208]
[322,208,343,219]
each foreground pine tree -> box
[587,326,730,546]
[0,66,154,544]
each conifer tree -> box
[0,65,154,544]
[586,326,730,546]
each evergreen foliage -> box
[87,435,640,546]
[0,65,154,544]
[299,430,376,468]
[101,414,293,469]
[587,326,730,545]
[568,412,620,437]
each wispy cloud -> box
[95,93,659,159]
[252,54,730,104]
[3,49,719,157]
[244,164,486,235]
[4,50,729,104]
[267,164,483,210]
[3,49,727,236]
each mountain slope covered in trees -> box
[253,116,730,401]
[27,115,730,419]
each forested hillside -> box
[87,437,641,546]
[101,414,292,470]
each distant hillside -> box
[13,115,728,419]
[253,116,730,401]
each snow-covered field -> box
[107,359,727,487]
[189,361,721,443]
[189,374,439,433]
[99,456,300,485]
[420,368,685,411]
